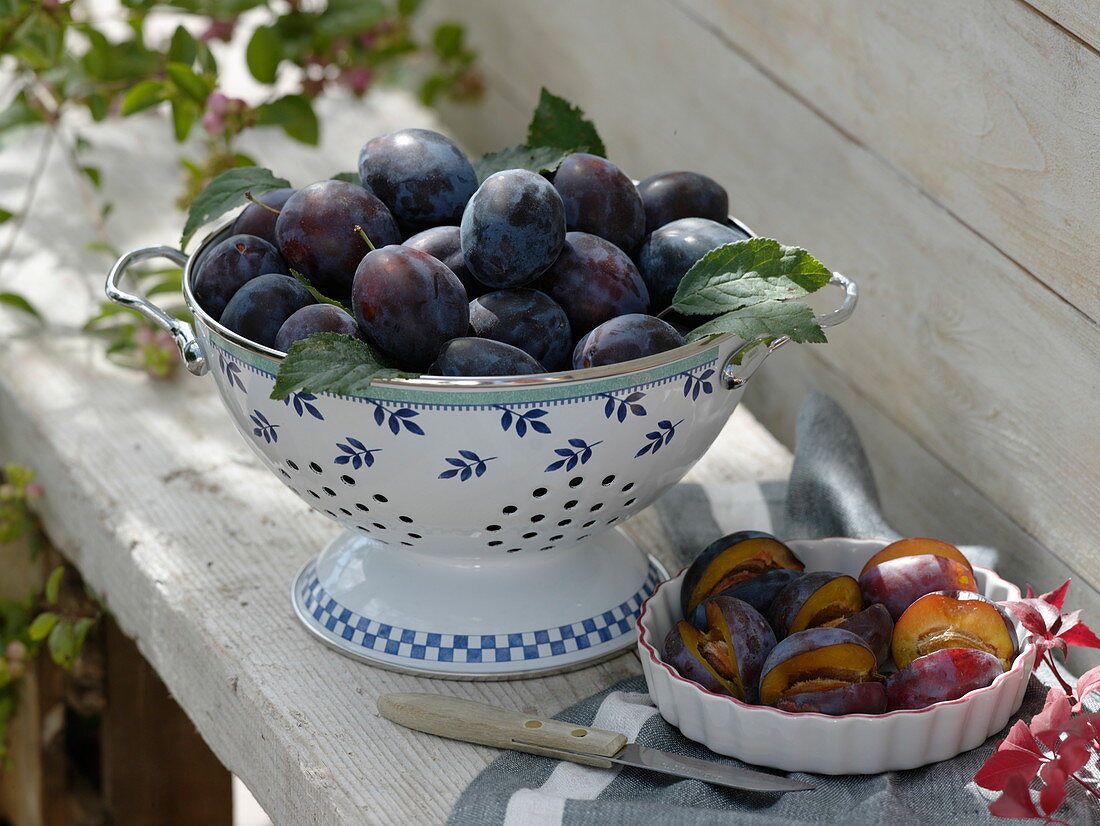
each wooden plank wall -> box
[427,1,1100,625]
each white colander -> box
[106,218,857,678]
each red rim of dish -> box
[635,542,1036,722]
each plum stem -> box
[353,224,376,251]
[244,191,282,216]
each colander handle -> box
[722,271,858,390]
[105,245,208,376]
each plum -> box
[572,314,684,370]
[635,217,749,312]
[767,571,863,639]
[775,681,886,715]
[231,188,296,245]
[460,170,566,289]
[428,338,546,377]
[357,129,478,234]
[859,555,977,621]
[892,590,1018,670]
[552,153,645,254]
[403,226,485,299]
[836,604,894,667]
[532,232,649,338]
[193,234,288,321]
[219,274,314,348]
[636,171,729,235]
[275,180,400,301]
[275,304,361,352]
[468,289,572,371]
[350,245,468,371]
[680,531,804,622]
[758,627,879,709]
[690,569,803,626]
[859,537,973,577]
[663,596,776,703]
[885,648,1004,711]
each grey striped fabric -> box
[448,394,1086,825]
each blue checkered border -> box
[300,563,662,663]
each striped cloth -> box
[448,394,1095,826]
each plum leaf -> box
[474,145,578,182]
[181,166,291,248]
[288,269,351,313]
[271,332,413,400]
[684,300,826,347]
[0,291,42,320]
[527,88,606,158]
[672,238,832,317]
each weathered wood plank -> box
[1024,0,1100,50]
[431,0,1100,597]
[678,0,1100,322]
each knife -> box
[376,692,813,793]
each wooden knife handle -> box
[377,693,626,768]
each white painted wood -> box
[1025,0,1100,49]
[0,92,793,823]
[677,0,1100,320]
[427,0,1100,603]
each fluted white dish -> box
[636,537,1036,774]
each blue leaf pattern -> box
[635,418,684,457]
[682,369,715,401]
[544,438,603,472]
[495,406,551,438]
[282,391,324,420]
[367,401,423,436]
[598,391,647,422]
[334,438,382,470]
[250,410,280,444]
[439,450,496,481]
[220,352,245,392]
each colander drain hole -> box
[530,514,545,523]
[340,475,355,486]
[355,503,370,512]
[532,487,548,498]
[568,477,584,488]
[286,460,299,471]
[309,462,323,473]
[322,487,336,497]
[622,482,635,492]
[502,505,518,514]
[601,475,616,486]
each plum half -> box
[757,627,880,712]
[663,597,776,703]
[689,569,802,626]
[892,590,1018,670]
[836,603,894,667]
[679,531,804,622]
[885,648,1004,711]
[859,555,977,621]
[767,571,863,639]
[859,537,973,577]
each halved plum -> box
[859,555,977,621]
[885,648,1004,711]
[859,537,973,577]
[775,681,886,715]
[836,603,894,667]
[767,571,863,639]
[689,569,803,626]
[757,627,879,710]
[679,531,804,621]
[892,590,1018,670]
[663,596,776,703]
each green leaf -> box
[47,619,79,669]
[671,238,832,317]
[246,25,280,84]
[0,208,12,224]
[168,25,197,65]
[331,171,359,184]
[685,300,827,346]
[397,0,425,16]
[166,62,210,103]
[28,612,57,642]
[271,333,409,400]
[433,23,464,59]
[0,96,42,134]
[256,95,318,145]
[316,0,388,37]
[181,166,292,248]
[526,88,606,157]
[85,93,111,121]
[474,144,577,182]
[44,566,63,604]
[72,617,94,651]
[81,166,102,189]
[289,270,350,312]
[120,80,165,116]
[171,98,198,141]
[0,293,42,320]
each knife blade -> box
[377,692,813,793]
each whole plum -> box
[231,188,297,245]
[636,171,729,234]
[193,234,288,321]
[350,245,468,371]
[552,153,645,254]
[572,314,684,370]
[885,648,1004,711]
[460,170,566,289]
[635,217,750,312]
[468,289,572,371]
[275,180,400,301]
[403,226,485,298]
[275,304,362,352]
[357,129,478,234]
[532,232,649,337]
[220,274,314,348]
[429,338,546,377]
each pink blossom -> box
[340,66,373,96]
[201,18,236,43]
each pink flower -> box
[339,66,373,96]
[202,93,247,136]
[201,18,237,42]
